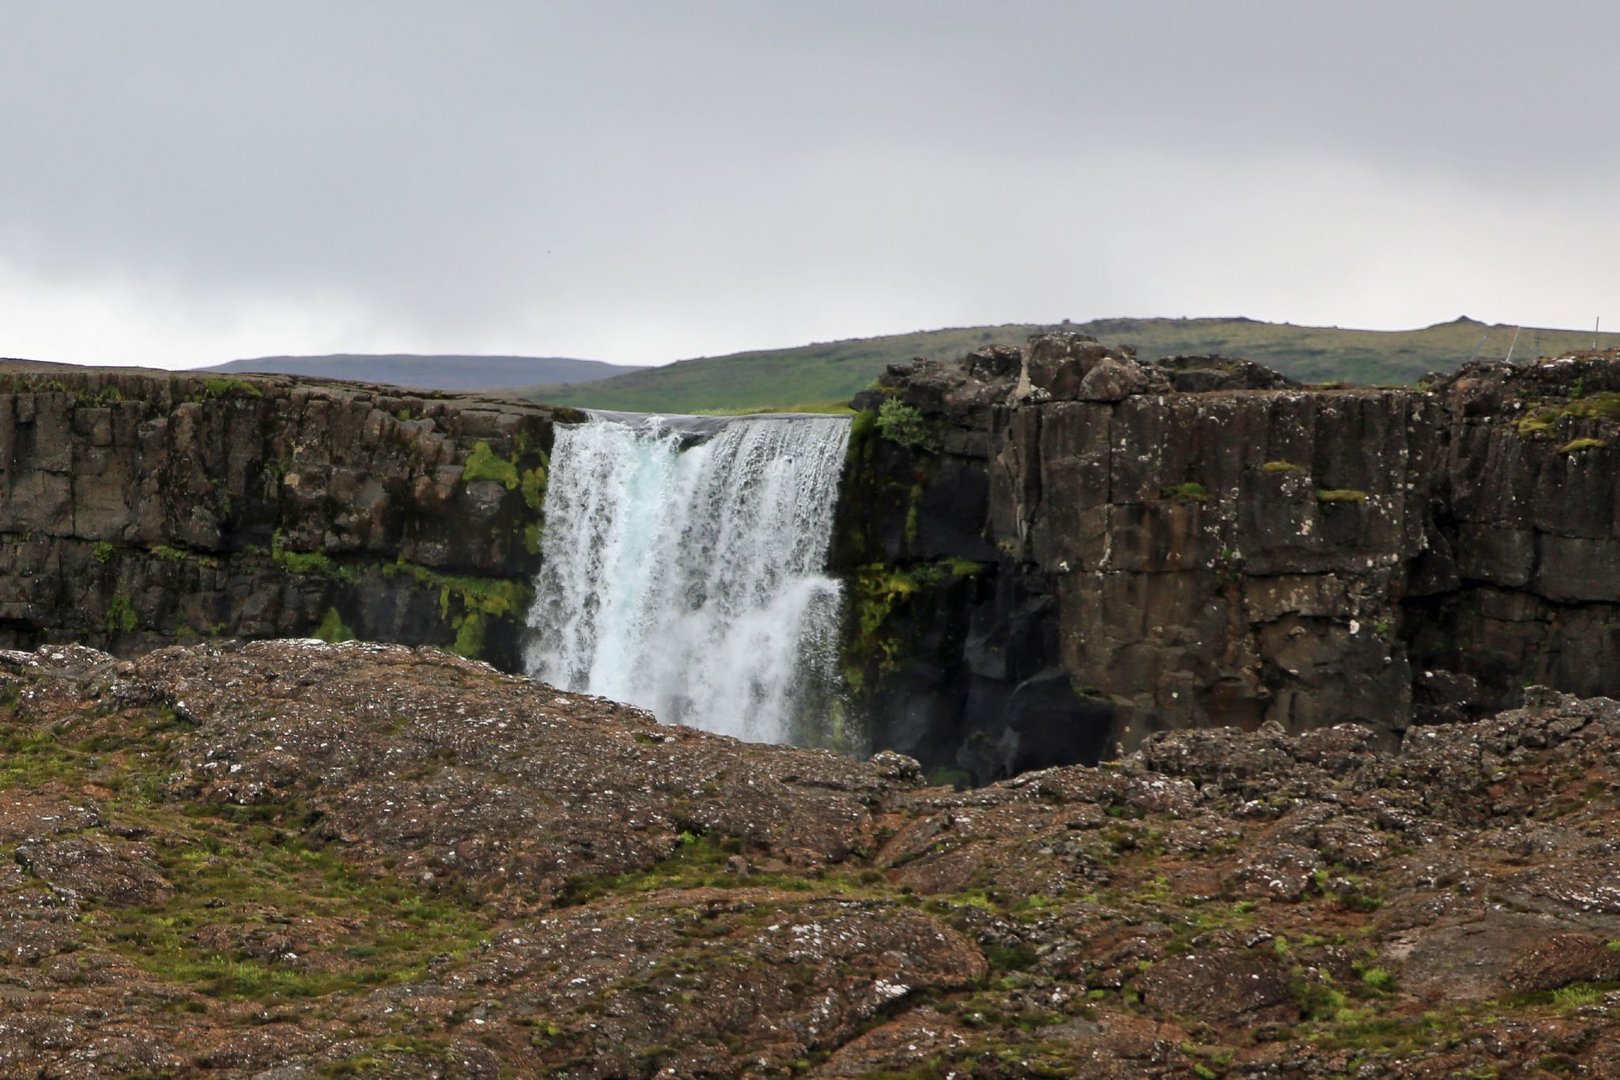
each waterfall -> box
[524,413,852,745]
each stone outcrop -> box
[837,336,1620,781]
[3,640,1620,1075]
[0,362,568,670]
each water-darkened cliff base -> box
[838,338,1620,782]
[4,640,1620,1076]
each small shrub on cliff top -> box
[197,376,263,400]
[875,398,941,453]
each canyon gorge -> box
[0,336,1617,781]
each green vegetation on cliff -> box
[522,316,1620,413]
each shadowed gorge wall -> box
[835,337,1620,782]
[0,364,565,669]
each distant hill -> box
[520,325,1048,413]
[205,354,638,392]
[1073,315,1607,385]
[520,316,1620,414]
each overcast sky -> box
[2,2,1616,370]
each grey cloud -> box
[1,1,1616,366]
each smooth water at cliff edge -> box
[524,413,851,745]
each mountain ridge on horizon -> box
[204,353,637,392]
[191,315,1619,408]
[518,314,1620,413]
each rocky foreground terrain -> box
[3,640,1620,1077]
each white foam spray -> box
[524,413,851,745]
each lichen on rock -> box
[0,642,1618,1074]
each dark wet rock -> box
[0,363,564,671]
[838,337,1620,780]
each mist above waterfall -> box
[524,413,851,745]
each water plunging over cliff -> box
[524,413,851,745]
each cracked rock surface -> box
[2,640,1620,1075]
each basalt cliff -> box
[0,363,569,672]
[1,343,1617,781]
[838,337,1620,781]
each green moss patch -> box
[462,441,521,488]
[556,833,826,906]
[314,606,355,644]
[1161,482,1212,502]
[106,591,139,634]
[385,559,533,660]
[271,530,357,583]
[844,558,985,689]
[0,695,493,1006]
[1563,391,1620,420]
[102,825,489,1003]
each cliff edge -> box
[0,364,567,670]
[838,336,1620,780]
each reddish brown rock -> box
[1,642,1620,1075]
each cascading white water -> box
[523,413,851,745]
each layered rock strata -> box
[0,363,566,670]
[838,337,1620,780]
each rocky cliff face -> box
[837,336,1620,781]
[0,364,567,671]
[4,349,1615,790]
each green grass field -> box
[521,315,1620,414]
